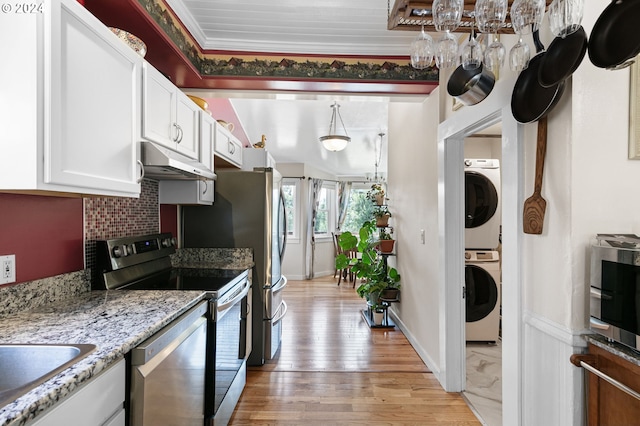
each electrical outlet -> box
[0,255,16,284]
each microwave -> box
[590,240,640,350]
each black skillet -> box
[538,26,587,88]
[511,30,566,124]
[588,0,640,70]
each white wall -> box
[278,162,341,280]
[387,93,442,371]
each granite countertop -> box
[584,333,640,367]
[0,290,207,426]
[0,247,254,426]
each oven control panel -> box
[97,233,176,269]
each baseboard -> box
[388,308,441,378]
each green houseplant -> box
[373,205,392,227]
[335,220,400,309]
[366,183,386,206]
[378,228,395,254]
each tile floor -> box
[464,340,502,426]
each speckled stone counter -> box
[0,247,252,425]
[172,247,254,270]
[584,333,640,367]
[0,289,206,426]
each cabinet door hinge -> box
[463,285,466,299]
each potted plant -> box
[335,220,401,311]
[373,205,392,227]
[366,183,386,206]
[378,228,395,254]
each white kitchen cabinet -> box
[241,148,276,170]
[29,359,126,426]
[159,110,215,205]
[142,63,199,160]
[0,0,142,197]
[214,122,243,168]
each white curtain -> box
[337,181,352,231]
[305,178,323,279]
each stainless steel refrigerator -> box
[182,167,287,366]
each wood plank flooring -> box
[230,276,481,425]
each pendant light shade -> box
[320,102,351,152]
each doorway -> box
[437,79,524,426]
[463,135,503,425]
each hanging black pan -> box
[588,0,640,70]
[511,30,566,124]
[538,26,588,88]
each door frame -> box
[437,75,524,425]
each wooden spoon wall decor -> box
[523,116,548,234]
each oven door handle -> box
[217,279,251,315]
[271,300,288,326]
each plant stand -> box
[361,304,395,328]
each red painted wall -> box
[0,194,83,284]
[205,98,251,147]
[160,204,178,244]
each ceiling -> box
[164,0,431,178]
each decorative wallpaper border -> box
[136,0,439,83]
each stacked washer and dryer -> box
[464,159,501,343]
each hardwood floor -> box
[230,276,481,425]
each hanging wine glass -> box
[508,0,542,73]
[548,0,584,38]
[460,25,482,70]
[475,0,508,34]
[432,0,464,69]
[509,34,531,72]
[475,0,507,73]
[410,23,435,69]
[436,32,460,69]
[484,34,506,73]
[510,0,545,35]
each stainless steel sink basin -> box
[0,344,96,407]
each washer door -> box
[465,264,498,322]
[465,171,499,229]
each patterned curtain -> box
[336,181,352,231]
[305,178,323,279]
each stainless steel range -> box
[93,232,250,426]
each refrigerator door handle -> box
[280,188,287,262]
[271,276,288,294]
[271,301,288,326]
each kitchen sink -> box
[0,344,96,408]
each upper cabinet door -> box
[142,64,199,160]
[142,63,177,149]
[175,91,199,159]
[46,0,141,195]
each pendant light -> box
[319,102,351,152]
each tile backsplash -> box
[84,179,160,274]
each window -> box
[282,180,299,239]
[314,185,335,236]
[341,186,376,234]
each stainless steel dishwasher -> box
[130,301,208,426]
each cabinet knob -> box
[228,141,235,154]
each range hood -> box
[141,141,216,181]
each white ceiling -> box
[165,0,421,56]
[167,0,431,178]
